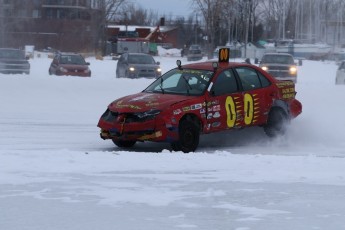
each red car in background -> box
[49,52,91,77]
[98,49,302,152]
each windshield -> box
[261,55,294,64]
[0,49,25,59]
[60,55,86,65]
[144,68,213,96]
[128,54,156,64]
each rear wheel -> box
[112,140,136,148]
[264,108,288,137]
[171,118,200,153]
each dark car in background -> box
[259,53,298,82]
[116,53,161,78]
[0,48,30,74]
[187,44,203,61]
[49,53,91,77]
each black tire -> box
[112,139,136,148]
[264,109,288,138]
[171,118,200,153]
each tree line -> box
[102,0,345,53]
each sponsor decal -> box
[213,112,221,118]
[212,121,221,127]
[182,106,190,112]
[115,101,141,110]
[173,109,182,115]
[191,103,202,110]
[146,102,159,107]
[211,100,219,105]
[207,113,213,120]
[200,108,206,114]
[212,105,221,111]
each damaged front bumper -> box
[97,110,178,142]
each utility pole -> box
[244,0,250,58]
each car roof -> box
[180,60,260,71]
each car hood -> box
[108,92,193,113]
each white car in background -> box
[336,61,345,84]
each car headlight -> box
[261,66,268,71]
[135,109,161,119]
[59,66,68,73]
[84,68,90,73]
[129,67,135,72]
[289,66,297,74]
[156,68,162,72]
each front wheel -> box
[264,109,288,137]
[171,118,200,153]
[112,139,136,148]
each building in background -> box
[0,0,103,53]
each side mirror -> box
[254,58,259,64]
[156,61,160,65]
[86,62,90,65]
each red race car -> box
[98,49,302,152]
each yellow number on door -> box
[244,93,254,125]
[225,96,236,128]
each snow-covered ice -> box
[1,52,345,230]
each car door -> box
[206,69,244,132]
[233,66,273,126]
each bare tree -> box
[92,0,127,54]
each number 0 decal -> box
[225,94,255,128]
[244,93,254,125]
[225,96,236,128]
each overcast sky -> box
[131,0,195,18]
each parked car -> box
[116,53,161,78]
[0,48,30,74]
[187,44,203,61]
[49,53,91,77]
[336,60,345,84]
[98,48,302,153]
[259,53,298,82]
